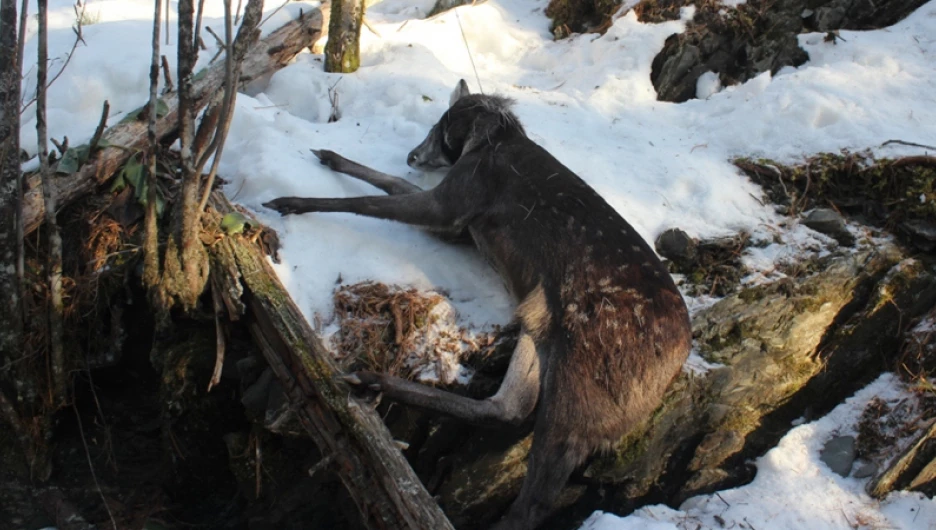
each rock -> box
[803,208,855,246]
[899,220,936,251]
[643,0,928,102]
[820,435,856,477]
[853,462,878,479]
[655,228,697,264]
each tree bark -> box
[21,9,324,236]
[324,0,365,73]
[207,193,456,530]
[0,0,22,372]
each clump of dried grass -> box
[332,282,445,378]
[330,282,500,384]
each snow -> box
[18,0,936,528]
[582,374,936,530]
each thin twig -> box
[143,0,162,289]
[198,0,264,213]
[50,136,67,155]
[881,139,936,151]
[88,100,109,153]
[363,17,381,38]
[205,25,226,65]
[205,25,225,48]
[259,0,290,28]
[308,453,335,478]
[208,281,226,392]
[37,0,67,407]
[235,0,243,24]
[197,0,236,212]
[73,403,118,530]
[21,0,86,114]
[160,55,173,92]
[194,0,207,51]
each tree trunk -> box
[0,0,22,374]
[324,0,365,73]
[207,194,455,530]
[0,0,28,474]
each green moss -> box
[738,286,766,303]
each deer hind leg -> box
[346,330,541,426]
[312,149,423,195]
[492,420,585,530]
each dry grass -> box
[332,282,445,378]
[331,282,501,384]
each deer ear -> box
[450,79,471,107]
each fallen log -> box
[22,9,324,236]
[207,193,456,530]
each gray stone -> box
[803,208,855,246]
[900,220,936,251]
[820,435,857,477]
[853,461,878,479]
[655,228,697,264]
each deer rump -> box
[263,80,691,530]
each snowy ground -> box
[582,374,936,530]
[19,0,936,528]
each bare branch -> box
[197,0,264,212]
[194,0,207,51]
[198,0,237,212]
[143,0,162,289]
[20,1,87,114]
[160,54,173,93]
[260,0,290,28]
[37,0,66,407]
[50,135,66,155]
[88,100,109,153]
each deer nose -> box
[407,151,419,167]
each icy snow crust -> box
[21,0,936,528]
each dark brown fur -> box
[263,81,691,530]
